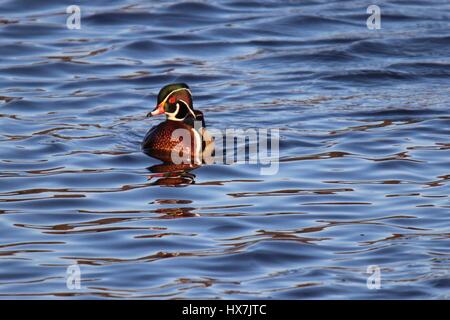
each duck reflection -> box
[152,205,199,219]
[146,162,200,186]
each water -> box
[0,0,449,299]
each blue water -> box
[0,0,449,299]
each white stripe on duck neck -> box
[166,99,196,121]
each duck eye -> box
[166,103,177,113]
[168,96,176,104]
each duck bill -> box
[147,102,165,117]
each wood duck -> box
[142,83,212,164]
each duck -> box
[142,83,213,164]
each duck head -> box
[147,83,199,123]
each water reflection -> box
[0,0,449,299]
[147,162,199,186]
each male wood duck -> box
[142,83,213,164]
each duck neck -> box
[183,114,204,129]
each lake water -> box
[0,0,449,299]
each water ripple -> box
[0,0,449,299]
